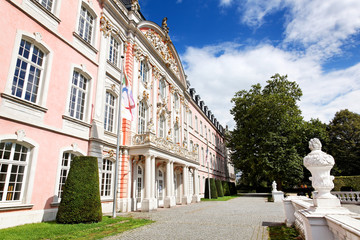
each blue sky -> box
[140,0,360,129]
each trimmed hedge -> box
[229,182,237,195]
[222,181,231,196]
[56,156,102,224]
[216,179,224,197]
[333,176,360,191]
[204,178,218,199]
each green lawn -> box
[0,216,153,240]
[201,195,239,201]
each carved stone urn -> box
[303,138,340,208]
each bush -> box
[222,181,230,196]
[204,178,218,199]
[229,182,237,195]
[333,176,360,191]
[56,156,102,224]
[216,179,224,197]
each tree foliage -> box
[327,109,360,176]
[228,74,304,189]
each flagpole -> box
[113,55,125,218]
[207,140,211,199]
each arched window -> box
[77,4,95,44]
[174,93,179,110]
[57,151,77,200]
[68,71,89,121]
[11,39,46,104]
[0,142,30,202]
[104,91,116,132]
[174,123,179,143]
[100,159,113,197]
[159,114,166,138]
[138,101,147,134]
[109,36,121,67]
[140,60,149,83]
[159,79,166,98]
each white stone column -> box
[192,168,200,203]
[141,155,153,211]
[164,160,171,208]
[182,165,188,204]
[151,155,157,209]
[170,161,176,205]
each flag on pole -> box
[121,72,135,121]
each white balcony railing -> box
[132,132,198,162]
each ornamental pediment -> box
[143,29,180,78]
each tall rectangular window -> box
[104,92,115,132]
[188,110,192,127]
[159,115,166,138]
[68,71,88,120]
[12,39,44,104]
[0,142,29,202]
[109,36,120,66]
[138,101,146,134]
[57,152,75,200]
[101,159,113,197]
[140,61,148,83]
[78,6,94,43]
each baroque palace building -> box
[0,0,235,228]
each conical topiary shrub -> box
[204,178,218,199]
[229,182,237,195]
[222,181,230,196]
[216,179,224,197]
[56,156,102,224]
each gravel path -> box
[104,196,285,240]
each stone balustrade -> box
[332,191,360,204]
[132,132,198,162]
[326,215,360,240]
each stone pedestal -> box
[141,198,156,212]
[272,191,284,202]
[164,196,176,208]
[192,194,200,203]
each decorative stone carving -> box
[144,29,179,77]
[162,17,169,34]
[34,32,42,42]
[100,15,113,37]
[16,130,26,142]
[147,119,155,133]
[131,0,140,11]
[303,138,340,207]
[71,143,78,152]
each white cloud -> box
[182,43,360,129]
[219,0,233,7]
[238,0,360,60]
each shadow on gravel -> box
[262,222,284,227]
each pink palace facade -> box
[0,0,235,228]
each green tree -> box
[228,74,304,190]
[327,109,360,176]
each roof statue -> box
[162,17,169,34]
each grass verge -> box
[201,195,239,201]
[0,216,153,240]
[268,224,302,240]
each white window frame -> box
[108,35,122,67]
[0,135,38,209]
[100,158,114,198]
[77,4,95,44]
[174,123,179,144]
[188,110,192,128]
[174,93,179,110]
[159,114,166,138]
[139,60,149,84]
[65,66,93,123]
[104,91,116,133]
[138,100,147,134]
[159,79,166,99]
[195,116,198,132]
[4,32,52,110]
